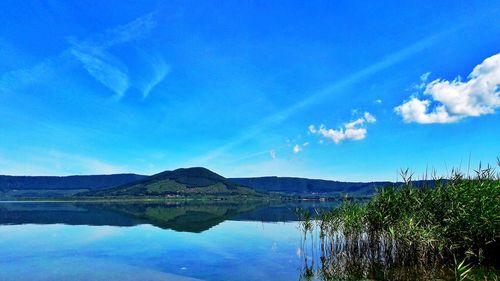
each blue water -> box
[0,222,307,280]
[0,202,323,281]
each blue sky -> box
[0,0,499,180]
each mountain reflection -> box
[0,201,334,233]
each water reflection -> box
[0,201,467,280]
[0,201,334,232]
[0,201,319,281]
[298,227,451,280]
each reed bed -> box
[297,163,500,280]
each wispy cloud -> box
[414,72,431,90]
[68,13,157,100]
[269,149,277,159]
[138,56,170,99]
[0,149,126,176]
[0,55,59,93]
[46,150,127,175]
[0,12,159,101]
[395,53,500,123]
[0,155,59,176]
[78,13,157,50]
[71,49,129,99]
[309,111,376,144]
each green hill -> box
[78,167,264,198]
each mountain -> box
[78,167,264,198]
[0,174,147,198]
[0,168,429,199]
[0,174,147,190]
[230,177,394,197]
[230,177,437,197]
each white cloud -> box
[309,111,376,144]
[269,149,276,159]
[344,118,365,129]
[291,141,310,154]
[363,112,377,123]
[395,53,500,123]
[375,99,382,104]
[394,97,460,123]
[293,144,301,153]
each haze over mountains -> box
[0,167,398,199]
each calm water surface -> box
[0,201,331,281]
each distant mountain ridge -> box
[0,168,423,199]
[230,177,393,196]
[0,174,147,191]
[0,174,148,198]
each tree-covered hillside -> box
[79,167,264,198]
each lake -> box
[0,201,334,281]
